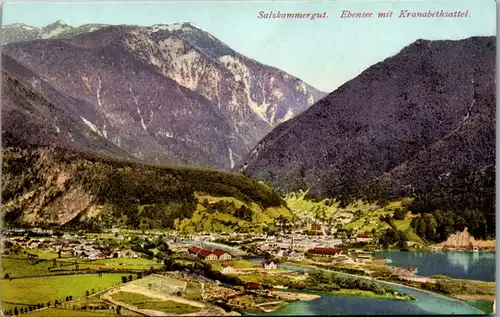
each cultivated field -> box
[111,291,201,315]
[128,274,187,295]
[2,273,129,311]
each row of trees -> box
[120,275,134,284]
[6,305,42,316]
[5,295,75,316]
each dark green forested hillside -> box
[2,147,288,230]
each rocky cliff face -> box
[2,22,324,169]
[241,37,495,214]
[438,228,495,249]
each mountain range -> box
[2,21,324,169]
[241,36,495,219]
[2,21,495,231]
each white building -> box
[262,260,277,270]
[221,263,235,274]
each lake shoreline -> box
[375,250,495,282]
[281,261,492,309]
[275,287,414,302]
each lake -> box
[375,251,496,282]
[248,258,486,315]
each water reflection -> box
[375,251,495,281]
[446,251,480,272]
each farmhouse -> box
[188,246,202,256]
[307,247,343,257]
[221,263,235,274]
[212,249,232,261]
[309,223,322,231]
[245,283,260,291]
[261,260,277,270]
[188,246,232,261]
[198,249,219,261]
[355,233,373,243]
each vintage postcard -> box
[0,0,496,316]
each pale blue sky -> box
[2,1,496,92]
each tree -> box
[13,307,18,316]
[393,208,407,220]
[116,306,122,315]
[86,290,90,297]
[121,276,127,283]
[47,301,51,307]
[4,273,10,280]
[128,275,133,282]
[69,295,73,301]
[137,272,143,279]
[163,258,175,271]
[158,241,173,255]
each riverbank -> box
[329,289,413,301]
[234,267,415,302]
[285,261,495,313]
[274,291,320,301]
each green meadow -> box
[2,273,131,310]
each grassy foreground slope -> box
[2,147,290,230]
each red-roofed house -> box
[310,224,322,231]
[221,263,235,274]
[212,249,232,261]
[197,249,218,261]
[245,283,260,291]
[355,233,373,243]
[307,248,343,257]
[188,246,202,256]
[187,246,232,261]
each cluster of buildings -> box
[252,233,373,259]
[188,246,233,261]
[2,228,54,236]
[5,235,138,261]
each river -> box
[375,251,495,282]
[179,240,246,256]
[248,259,485,315]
